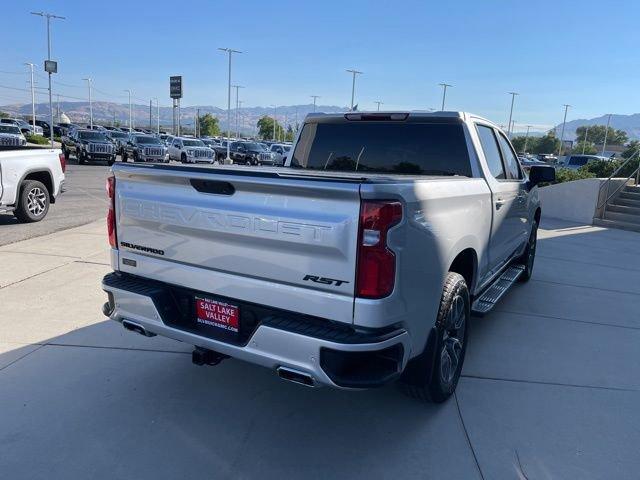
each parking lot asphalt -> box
[0,161,111,246]
[1,210,640,478]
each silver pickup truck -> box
[101,112,555,402]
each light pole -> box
[524,125,532,153]
[374,101,383,111]
[310,95,320,112]
[346,69,362,111]
[271,105,277,141]
[123,89,132,132]
[582,125,589,154]
[602,113,612,156]
[507,92,518,138]
[219,47,242,161]
[153,97,159,134]
[82,77,93,128]
[238,100,244,137]
[232,84,244,139]
[558,104,571,157]
[439,83,452,111]
[25,63,36,134]
[31,11,65,146]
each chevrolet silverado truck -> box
[0,145,65,222]
[101,111,555,402]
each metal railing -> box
[597,150,640,218]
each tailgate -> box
[113,165,362,324]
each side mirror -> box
[529,165,555,186]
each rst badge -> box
[303,275,349,287]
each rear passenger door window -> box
[496,133,522,180]
[476,125,506,180]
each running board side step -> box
[471,264,525,317]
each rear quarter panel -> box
[356,177,492,358]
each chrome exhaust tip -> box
[277,367,316,387]
[122,319,156,337]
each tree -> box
[257,116,284,140]
[571,141,597,155]
[535,131,561,154]
[622,140,640,159]
[285,125,295,142]
[575,125,627,146]
[510,135,531,153]
[198,113,220,137]
[0,111,9,119]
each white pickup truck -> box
[101,112,555,402]
[0,146,65,222]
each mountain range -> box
[0,101,347,134]
[2,100,640,140]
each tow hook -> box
[192,347,229,366]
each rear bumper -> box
[101,272,410,388]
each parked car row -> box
[0,118,44,136]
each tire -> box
[122,151,128,162]
[518,220,538,282]
[181,153,187,163]
[14,180,50,223]
[399,272,470,403]
[63,149,69,162]
[133,152,139,163]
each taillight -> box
[106,175,117,248]
[59,152,66,173]
[356,200,402,298]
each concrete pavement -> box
[1,218,639,479]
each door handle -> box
[495,199,506,210]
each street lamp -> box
[31,11,65,146]
[153,97,159,134]
[558,104,571,157]
[232,84,244,139]
[82,77,93,128]
[374,101,383,111]
[24,63,36,134]
[218,47,242,161]
[346,69,362,111]
[123,89,132,132]
[524,125,532,153]
[602,113,612,156]
[310,95,320,112]
[271,104,277,141]
[438,83,452,111]
[582,125,590,155]
[507,92,518,138]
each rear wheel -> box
[518,220,538,282]
[15,180,50,223]
[399,272,469,403]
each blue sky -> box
[2,0,639,129]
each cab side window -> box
[476,125,506,180]
[496,133,523,180]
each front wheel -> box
[181,153,187,163]
[518,220,538,282]
[15,180,50,223]
[399,272,469,403]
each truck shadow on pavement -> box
[0,322,481,480]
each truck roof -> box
[304,111,500,128]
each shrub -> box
[26,134,50,145]
[552,167,595,184]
